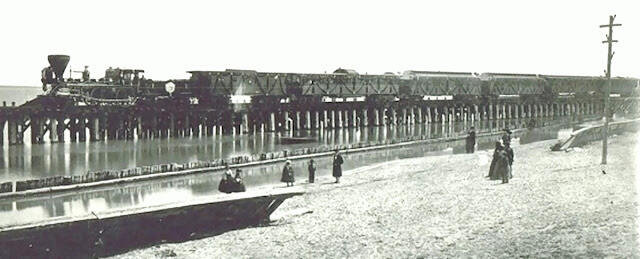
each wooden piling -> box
[49,117,59,142]
[69,117,78,142]
[78,116,86,141]
[8,119,16,145]
[283,111,290,131]
[30,116,42,144]
[351,109,357,127]
[391,108,397,125]
[363,109,369,127]
[0,118,4,145]
[374,109,380,126]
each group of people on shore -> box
[218,150,345,193]
[218,165,246,193]
[221,126,514,193]
[281,150,344,186]
[466,126,516,183]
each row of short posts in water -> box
[0,99,605,145]
[251,101,603,132]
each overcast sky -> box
[0,0,637,86]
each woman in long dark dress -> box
[219,167,247,193]
[218,165,235,193]
[332,150,344,183]
[488,142,503,180]
[232,169,246,192]
[281,160,295,187]
[218,177,232,193]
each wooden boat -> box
[0,187,304,258]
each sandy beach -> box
[112,131,640,258]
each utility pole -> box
[599,15,621,165]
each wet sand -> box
[115,131,639,258]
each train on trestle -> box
[41,55,639,106]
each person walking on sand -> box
[281,160,295,187]
[332,150,344,183]
[308,159,316,183]
[465,126,476,153]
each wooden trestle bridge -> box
[0,55,638,145]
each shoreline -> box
[0,119,557,199]
[112,130,639,258]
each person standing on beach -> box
[465,126,476,153]
[308,159,316,183]
[504,143,514,179]
[501,128,512,146]
[488,142,510,183]
[281,160,295,187]
[488,142,502,180]
[332,150,344,183]
[497,148,511,184]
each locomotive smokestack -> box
[47,55,70,80]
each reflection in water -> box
[0,118,568,181]
[0,122,572,228]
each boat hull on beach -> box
[0,187,304,259]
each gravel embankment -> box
[112,132,640,258]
